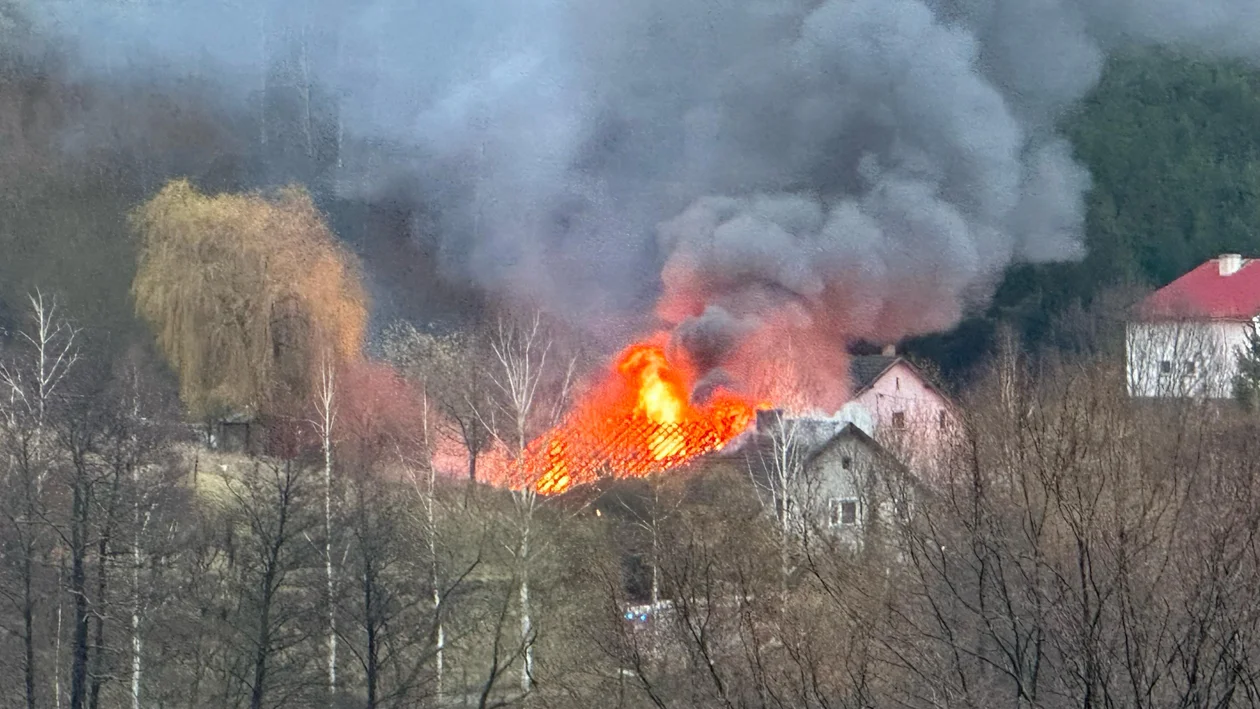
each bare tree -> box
[405,385,450,702]
[0,291,77,709]
[872,336,1260,709]
[382,323,495,485]
[334,429,480,709]
[745,354,831,600]
[218,459,317,709]
[309,355,339,699]
[474,311,576,697]
[746,412,814,602]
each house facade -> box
[800,422,917,548]
[1127,254,1260,399]
[740,412,921,550]
[836,351,958,472]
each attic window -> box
[829,499,859,526]
[892,411,906,429]
[895,376,901,391]
[841,456,852,470]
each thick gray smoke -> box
[31,0,1260,410]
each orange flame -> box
[523,338,767,495]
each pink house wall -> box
[849,361,955,470]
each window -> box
[895,376,901,391]
[1159,360,1173,375]
[938,409,948,430]
[841,456,852,470]
[891,411,906,429]
[829,499,859,526]
[842,500,858,525]
[1184,360,1197,375]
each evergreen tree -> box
[1233,321,1260,410]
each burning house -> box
[504,339,952,498]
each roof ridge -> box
[1138,256,1260,321]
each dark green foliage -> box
[1068,49,1260,288]
[1234,322,1260,410]
[912,49,1260,382]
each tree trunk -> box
[249,584,272,709]
[651,530,660,608]
[364,560,378,709]
[88,531,110,709]
[130,550,142,709]
[89,468,124,709]
[324,441,337,699]
[319,360,337,699]
[55,592,63,709]
[19,463,38,709]
[779,503,790,603]
[130,469,145,709]
[249,463,292,709]
[69,476,90,709]
[519,525,533,694]
[22,535,35,709]
[430,508,444,701]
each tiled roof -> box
[1139,256,1260,320]
[849,355,898,393]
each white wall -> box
[1126,320,1249,398]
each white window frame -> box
[828,498,860,527]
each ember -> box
[525,339,766,494]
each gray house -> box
[739,413,922,550]
[800,422,918,547]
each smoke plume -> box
[29,0,1260,410]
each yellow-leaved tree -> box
[131,179,368,420]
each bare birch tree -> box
[0,291,78,709]
[474,311,576,696]
[406,385,448,701]
[746,354,829,599]
[309,355,338,699]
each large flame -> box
[524,337,766,495]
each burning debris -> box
[521,340,765,495]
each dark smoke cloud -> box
[29,0,1260,410]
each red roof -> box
[1138,256,1260,321]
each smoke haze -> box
[28,0,1260,409]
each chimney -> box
[1220,253,1244,276]
[881,344,896,357]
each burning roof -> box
[524,339,766,495]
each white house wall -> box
[1126,320,1249,398]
